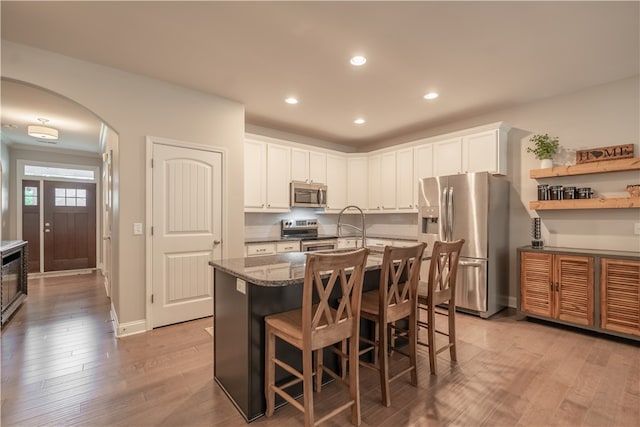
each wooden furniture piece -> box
[528,157,640,210]
[518,246,639,341]
[1,241,28,326]
[600,258,640,337]
[358,243,426,407]
[416,239,465,374]
[520,251,594,326]
[264,248,369,427]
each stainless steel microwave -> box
[290,181,327,208]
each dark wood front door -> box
[22,180,41,273]
[43,181,96,272]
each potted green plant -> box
[527,133,560,168]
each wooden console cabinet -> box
[518,246,639,341]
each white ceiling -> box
[1,1,638,153]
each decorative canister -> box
[537,184,550,201]
[563,186,577,200]
[550,185,564,200]
[577,187,593,199]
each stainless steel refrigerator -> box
[418,172,509,318]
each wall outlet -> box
[635,223,640,235]
[133,222,143,235]
[236,279,246,294]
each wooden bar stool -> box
[358,243,426,407]
[264,248,369,427]
[416,239,465,374]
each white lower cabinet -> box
[246,243,276,257]
[276,241,300,253]
[338,238,362,249]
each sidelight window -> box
[55,188,87,207]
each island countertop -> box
[209,251,384,287]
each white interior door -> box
[152,143,222,327]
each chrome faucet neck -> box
[336,205,366,248]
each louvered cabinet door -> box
[601,258,640,336]
[520,252,553,317]
[554,255,594,326]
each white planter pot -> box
[540,158,553,169]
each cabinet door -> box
[462,130,502,175]
[396,148,414,210]
[309,151,327,184]
[326,154,347,211]
[367,155,381,211]
[266,144,291,209]
[434,137,462,176]
[554,255,594,326]
[244,140,266,208]
[414,144,434,208]
[380,151,396,210]
[347,157,368,208]
[291,147,310,183]
[600,258,640,336]
[520,251,553,318]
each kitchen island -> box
[210,251,384,422]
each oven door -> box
[301,239,338,252]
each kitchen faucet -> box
[336,205,366,248]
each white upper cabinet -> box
[462,129,507,175]
[347,157,368,208]
[367,155,382,211]
[265,144,291,210]
[434,137,463,176]
[395,148,414,211]
[291,148,327,183]
[380,151,397,210]
[244,139,290,212]
[414,143,434,208]
[309,151,327,183]
[325,154,347,211]
[244,139,267,209]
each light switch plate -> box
[236,279,246,294]
[133,222,143,235]
[634,223,640,235]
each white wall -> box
[1,141,10,240]
[2,41,246,326]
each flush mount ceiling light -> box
[350,55,367,66]
[28,118,58,140]
[285,97,299,105]
[354,118,366,125]
[423,92,439,100]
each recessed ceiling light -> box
[285,97,298,105]
[423,92,439,100]
[354,118,366,125]
[350,55,367,66]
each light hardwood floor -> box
[1,272,638,426]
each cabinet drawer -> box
[276,241,299,253]
[246,243,276,257]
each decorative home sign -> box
[576,144,634,164]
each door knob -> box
[213,240,221,245]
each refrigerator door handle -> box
[441,186,449,241]
[448,186,454,241]
[459,260,483,267]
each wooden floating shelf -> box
[529,197,640,210]
[530,158,640,178]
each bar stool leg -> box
[265,324,275,416]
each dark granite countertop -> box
[518,246,639,260]
[210,251,385,287]
[245,235,418,244]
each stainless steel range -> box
[281,219,338,252]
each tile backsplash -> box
[245,210,418,240]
